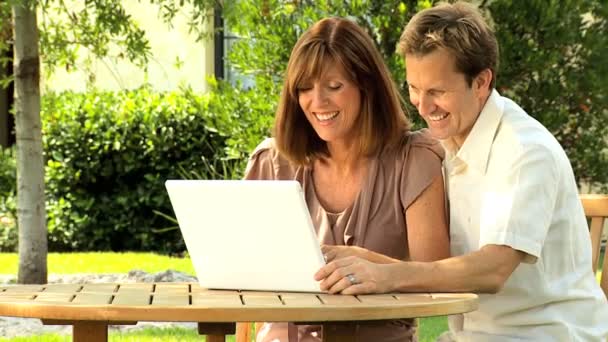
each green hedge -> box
[0,146,16,252]
[41,87,229,252]
[0,84,274,253]
[223,0,608,190]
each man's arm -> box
[388,244,526,293]
[315,244,526,294]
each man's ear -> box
[474,69,493,92]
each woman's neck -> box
[322,141,366,175]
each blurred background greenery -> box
[0,0,606,254]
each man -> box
[315,2,608,341]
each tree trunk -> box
[12,1,47,284]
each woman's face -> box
[297,62,362,147]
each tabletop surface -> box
[0,282,478,322]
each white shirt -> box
[444,90,608,341]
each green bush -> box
[201,77,276,177]
[42,87,228,252]
[1,0,605,252]
[0,84,273,253]
[0,146,15,197]
[0,146,17,252]
[223,0,608,189]
[488,0,608,190]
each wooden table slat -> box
[154,283,190,294]
[44,284,83,293]
[112,294,151,306]
[152,294,190,306]
[192,291,243,307]
[73,293,113,305]
[0,295,36,302]
[280,293,323,306]
[0,293,35,299]
[395,297,451,304]
[392,293,433,301]
[392,293,431,299]
[155,282,191,287]
[117,284,154,292]
[191,293,243,307]
[35,293,74,303]
[239,291,279,296]
[193,292,239,298]
[318,294,361,305]
[190,288,239,295]
[81,284,119,293]
[242,293,283,306]
[356,294,399,304]
[3,285,44,292]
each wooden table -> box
[0,282,478,341]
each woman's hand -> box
[321,245,369,263]
[322,244,401,264]
[314,256,393,295]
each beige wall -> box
[42,2,214,93]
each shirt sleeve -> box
[400,130,445,210]
[479,143,558,263]
[243,138,277,180]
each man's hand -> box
[315,244,526,295]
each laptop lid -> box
[165,179,326,292]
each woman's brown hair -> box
[274,17,410,166]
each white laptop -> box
[165,180,326,292]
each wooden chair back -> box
[580,194,608,298]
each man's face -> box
[405,49,491,148]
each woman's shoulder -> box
[400,129,445,160]
[249,137,291,166]
[393,130,445,210]
[407,128,445,160]
[250,137,278,159]
[246,137,298,179]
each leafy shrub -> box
[0,83,273,252]
[42,87,228,252]
[223,0,608,189]
[200,77,276,177]
[488,0,608,190]
[0,146,17,252]
[0,146,15,198]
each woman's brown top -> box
[245,130,444,342]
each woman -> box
[245,17,449,342]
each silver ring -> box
[346,273,358,285]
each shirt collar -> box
[442,89,504,175]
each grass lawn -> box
[0,252,449,341]
[0,252,195,275]
[0,327,201,342]
[0,322,448,342]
